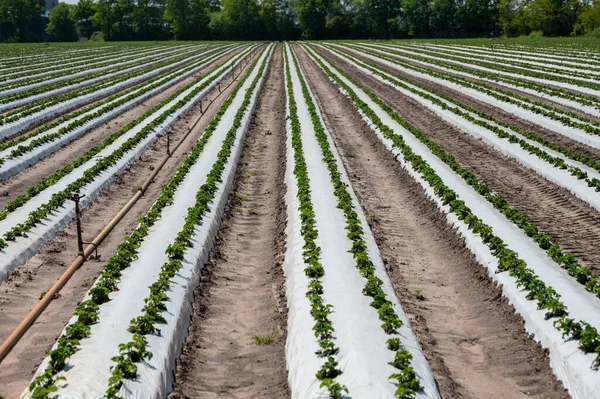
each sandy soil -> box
[371,46,600,121]
[341,46,600,166]
[316,45,600,278]
[0,49,240,209]
[169,44,289,399]
[0,49,259,399]
[295,44,569,399]
[0,46,221,127]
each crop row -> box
[372,43,600,128]
[408,43,600,72]
[378,43,600,94]
[306,43,600,398]
[0,45,233,139]
[25,43,273,399]
[0,46,237,180]
[390,43,600,83]
[0,46,130,69]
[0,45,256,282]
[350,43,600,112]
[337,44,600,145]
[0,45,164,78]
[0,45,183,85]
[325,45,600,219]
[0,45,199,98]
[441,43,600,64]
[285,43,440,398]
[0,46,209,112]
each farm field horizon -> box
[0,39,598,399]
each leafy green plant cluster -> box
[0,48,254,251]
[340,44,600,137]
[348,43,600,111]
[292,46,421,399]
[387,44,600,90]
[283,46,346,399]
[325,47,600,299]
[0,46,177,87]
[27,48,260,399]
[0,48,228,165]
[106,46,271,399]
[308,45,600,369]
[0,55,177,127]
[0,47,201,107]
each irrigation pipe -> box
[0,47,257,364]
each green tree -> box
[297,0,332,38]
[578,0,600,34]
[260,0,279,38]
[457,0,497,36]
[366,0,402,38]
[47,2,78,41]
[188,0,211,39]
[221,0,260,39]
[401,0,431,36]
[93,0,118,40]
[74,0,97,38]
[0,0,45,41]
[431,0,457,32]
[165,0,189,38]
[134,0,167,39]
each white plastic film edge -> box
[0,47,237,181]
[20,44,272,399]
[0,48,253,284]
[295,44,441,399]
[314,48,600,399]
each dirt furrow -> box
[295,44,568,399]
[316,45,600,277]
[339,46,600,166]
[0,47,222,132]
[0,50,240,210]
[348,45,600,123]
[0,49,259,399]
[169,45,289,399]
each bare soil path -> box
[169,45,289,399]
[0,49,257,399]
[314,45,600,277]
[0,49,240,209]
[295,44,568,399]
[363,45,600,122]
[340,46,600,166]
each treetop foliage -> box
[0,0,599,42]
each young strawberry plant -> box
[106,45,272,397]
[306,44,600,372]
[291,45,422,399]
[283,44,347,398]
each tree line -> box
[1,0,600,43]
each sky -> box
[62,0,78,4]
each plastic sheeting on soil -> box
[0,46,237,181]
[326,46,600,214]
[339,44,600,147]
[0,46,254,284]
[283,43,440,399]
[308,46,600,399]
[21,44,273,399]
[0,45,232,139]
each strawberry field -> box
[0,40,599,399]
